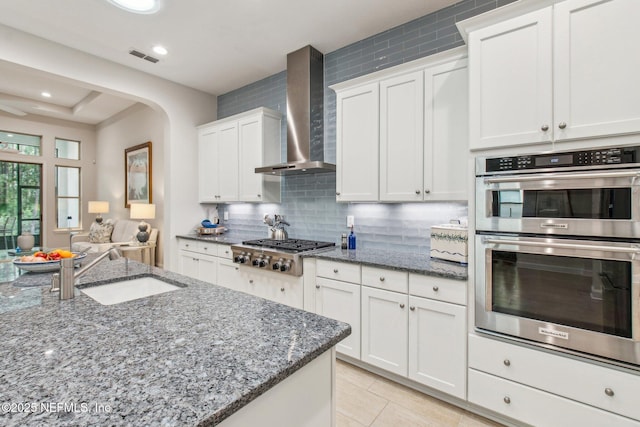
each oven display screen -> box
[535,154,573,167]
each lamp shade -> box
[130,203,156,220]
[88,201,109,214]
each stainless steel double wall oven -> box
[475,145,640,367]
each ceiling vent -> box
[129,49,159,63]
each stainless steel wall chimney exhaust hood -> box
[255,45,336,176]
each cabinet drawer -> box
[316,260,361,283]
[362,266,408,293]
[217,244,233,259]
[197,241,218,255]
[177,239,198,252]
[409,274,466,305]
[468,370,638,427]
[469,334,640,421]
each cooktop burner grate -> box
[242,238,335,252]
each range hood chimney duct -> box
[255,45,335,175]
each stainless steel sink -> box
[80,277,180,305]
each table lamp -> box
[130,203,155,243]
[88,201,109,224]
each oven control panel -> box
[484,146,640,173]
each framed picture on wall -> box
[125,141,152,208]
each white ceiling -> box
[0,0,459,125]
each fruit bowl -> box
[13,252,88,273]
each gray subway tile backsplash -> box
[214,0,515,252]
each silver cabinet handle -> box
[315,284,320,289]
[484,170,640,184]
[541,124,549,131]
[410,306,415,311]
[415,190,420,195]
[558,122,567,129]
[333,268,339,273]
[424,189,430,194]
[504,359,511,367]
[379,277,385,282]
[504,396,511,404]
[399,303,405,309]
[605,388,615,397]
[483,237,640,254]
[432,286,439,292]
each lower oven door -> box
[476,233,640,366]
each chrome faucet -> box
[51,247,122,300]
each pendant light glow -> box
[107,0,161,14]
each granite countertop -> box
[310,248,468,281]
[176,230,261,245]
[177,234,468,281]
[1,257,350,426]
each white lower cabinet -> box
[177,241,218,284]
[315,278,361,359]
[468,370,639,427]
[217,259,242,292]
[239,268,303,309]
[408,296,466,399]
[469,334,640,424]
[361,286,408,376]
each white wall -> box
[0,112,97,249]
[96,104,166,266]
[0,23,217,269]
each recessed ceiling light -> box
[107,0,161,14]
[41,91,51,98]
[152,45,168,56]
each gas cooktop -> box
[241,239,335,253]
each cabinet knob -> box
[235,267,239,271]
[399,303,405,309]
[558,122,567,129]
[503,359,511,367]
[379,276,385,282]
[503,396,511,404]
[541,124,549,131]
[316,284,320,289]
[333,268,339,273]
[415,190,421,195]
[604,388,615,397]
[249,279,254,284]
[424,189,430,194]
[192,258,198,261]
[432,286,439,292]
[257,194,261,198]
[336,192,341,196]
[280,287,285,292]
[185,244,190,248]
[203,246,208,251]
[225,250,229,254]
[410,306,415,311]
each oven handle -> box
[482,238,640,254]
[483,170,640,184]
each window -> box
[55,166,80,228]
[55,138,80,160]
[0,130,41,156]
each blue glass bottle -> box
[348,226,356,250]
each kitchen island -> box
[1,257,350,426]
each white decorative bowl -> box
[13,252,87,273]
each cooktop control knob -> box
[273,258,284,270]
[280,261,292,272]
[252,258,261,266]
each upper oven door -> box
[475,169,640,237]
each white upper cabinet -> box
[198,107,281,203]
[424,58,469,200]
[467,7,553,151]
[335,82,380,202]
[462,0,640,151]
[332,47,468,202]
[379,71,424,201]
[553,0,640,142]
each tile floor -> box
[336,359,504,427]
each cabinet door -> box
[178,250,198,279]
[469,7,553,150]
[553,0,640,142]
[408,296,466,399]
[217,122,239,201]
[238,115,265,202]
[197,254,218,285]
[198,127,219,203]
[361,286,408,376]
[217,259,242,292]
[424,59,468,201]
[379,71,424,201]
[315,278,361,359]
[336,83,379,201]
